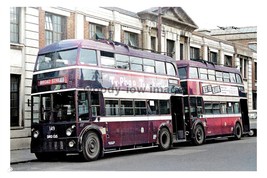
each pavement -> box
[11,149,37,164]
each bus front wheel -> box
[82,131,101,161]
[158,127,171,151]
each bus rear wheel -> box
[82,131,101,161]
[192,125,205,145]
[234,123,242,140]
[158,127,171,151]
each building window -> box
[10,75,20,127]
[10,7,20,43]
[124,31,138,47]
[89,23,106,40]
[180,43,184,60]
[253,92,257,110]
[209,51,217,64]
[240,58,248,79]
[190,47,200,60]
[45,12,66,45]
[255,62,257,81]
[224,55,232,67]
[151,36,156,52]
[167,39,175,57]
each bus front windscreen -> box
[32,91,75,123]
[36,48,78,71]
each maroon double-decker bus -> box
[177,59,250,145]
[30,39,185,161]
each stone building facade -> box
[10,7,257,151]
[10,7,39,150]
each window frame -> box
[10,7,20,43]
[124,31,138,47]
[10,74,21,127]
[79,48,97,65]
[89,23,106,40]
[45,12,67,45]
[189,67,198,79]
[199,68,208,80]
[116,54,130,70]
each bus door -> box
[171,96,185,140]
[240,99,250,133]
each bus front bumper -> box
[31,137,80,153]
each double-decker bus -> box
[30,39,185,161]
[177,59,250,145]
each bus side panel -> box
[221,116,240,135]
[205,116,222,136]
[121,121,136,146]
[105,121,122,148]
[135,120,149,145]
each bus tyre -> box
[82,131,101,161]
[192,125,205,145]
[234,123,242,140]
[159,127,171,151]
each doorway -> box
[240,99,250,133]
[171,96,185,139]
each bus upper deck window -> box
[166,63,176,76]
[36,49,77,71]
[130,56,143,71]
[223,72,230,82]
[208,70,216,80]
[116,54,130,70]
[100,51,115,68]
[236,74,242,84]
[216,71,223,81]
[178,67,187,79]
[155,61,166,75]
[189,67,198,79]
[230,73,236,83]
[143,59,155,73]
[199,68,208,80]
[80,49,97,65]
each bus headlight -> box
[33,130,39,138]
[66,125,75,136]
[68,140,75,147]
[66,128,72,136]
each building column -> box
[112,10,121,42]
[142,22,151,50]
[219,49,224,66]
[202,44,208,61]
[113,23,121,42]
[175,34,180,60]
[185,37,190,60]
[75,13,84,39]
[234,54,240,69]
[247,59,253,112]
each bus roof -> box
[38,39,175,62]
[176,59,241,74]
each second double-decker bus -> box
[30,39,185,161]
[177,59,250,145]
